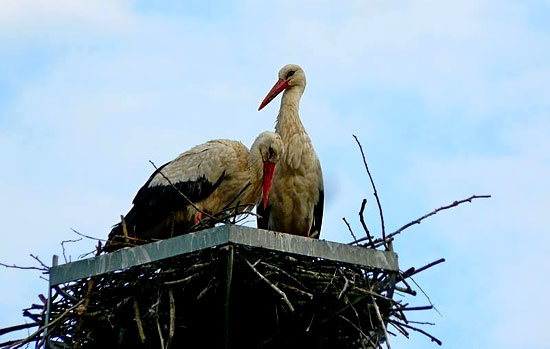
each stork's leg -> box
[194,211,203,225]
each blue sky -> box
[1,1,549,347]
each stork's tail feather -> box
[103,206,139,253]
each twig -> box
[409,276,442,317]
[0,262,47,272]
[394,285,416,296]
[389,321,409,338]
[321,268,338,293]
[9,299,85,348]
[133,297,147,344]
[347,299,368,349]
[120,215,130,243]
[402,258,445,279]
[338,271,351,300]
[196,278,216,300]
[342,217,358,242]
[388,195,491,241]
[339,315,372,349]
[371,296,391,349]
[70,228,105,241]
[407,320,436,326]
[278,283,314,299]
[359,199,376,248]
[164,274,198,285]
[0,322,39,336]
[241,256,294,312]
[167,288,175,349]
[156,315,165,349]
[389,321,442,346]
[353,135,388,250]
[350,194,491,245]
[399,305,433,311]
[60,238,82,264]
[29,255,48,270]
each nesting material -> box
[2,226,443,349]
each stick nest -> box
[3,240,439,349]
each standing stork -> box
[104,131,284,251]
[257,64,324,238]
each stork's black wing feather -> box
[310,189,324,239]
[107,160,225,246]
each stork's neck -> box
[275,88,306,139]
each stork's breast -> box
[285,134,315,171]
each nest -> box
[1,227,447,349]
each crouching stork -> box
[104,131,284,251]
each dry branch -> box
[359,199,376,248]
[242,256,295,312]
[70,228,105,241]
[389,320,442,346]
[0,261,47,272]
[349,194,491,246]
[167,288,176,349]
[353,135,388,250]
[9,299,84,349]
[371,296,391,349]
[133,297,147,343]
[402,258,446,279]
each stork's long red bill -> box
[258,78,289,110]
[262,161,276,209]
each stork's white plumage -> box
[257,64,324,238]
[105,131,283,251]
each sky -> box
[0,0,549,347]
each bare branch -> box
[61,238,82,264]
[387,195,491,240]
[359,199,376,248]
[70,228,105,242]
[342,217,358,242]
[0,322,39,336]
[0,262,47,272]
[29,254,48,270]
[133,297,147,344]
[402,258,445,279]
[120,215,130,244]
[353,135,388,250]
[167,288,176,349]
[371,296,391,349]
[350,194,491,246]
[408,276,442,317]
[339,315,373,349]
[389,320,442,346]
[241,256,294,312]
[9,299,85,348]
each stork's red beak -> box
[258,78,289,111]
[262,161,276,209]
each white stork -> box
[105,131,284,251]
[257,64,324,238]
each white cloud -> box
[0,0,136,38]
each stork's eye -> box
[268,146,274,158]
[285,70,295,79]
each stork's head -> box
[258,64,306,111]
[249,131,284,209]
